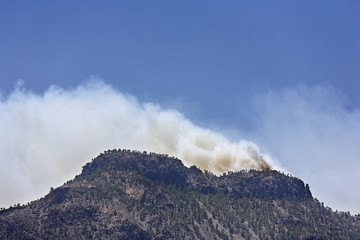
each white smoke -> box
[248,84,360,213]
[0,78,275,208]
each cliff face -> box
[1,149,359,240]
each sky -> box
[0,1,359,213]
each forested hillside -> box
[1,149,359,239]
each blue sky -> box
[1,1,360,213]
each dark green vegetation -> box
[1,149,359,239]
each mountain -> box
[1,149,359,239]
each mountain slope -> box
[1,149,359,239]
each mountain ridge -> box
[1,149,359,239]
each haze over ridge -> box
[1,78,360,214]
[0,79,275,209]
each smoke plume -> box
[248,84,360,213]
[0,78,274,208]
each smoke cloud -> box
[0,78,274,208]
[248,84,360,213]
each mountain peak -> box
[80,149,311,200]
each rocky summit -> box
[1,149,359,239]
